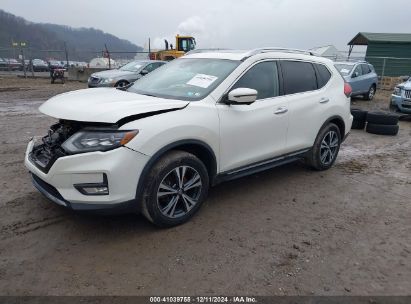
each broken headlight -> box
[393,87,402,96]
[61,130,138,154]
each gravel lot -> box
[0,76,410,296]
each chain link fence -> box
[0,45,150,78]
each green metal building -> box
[348,32,411,77]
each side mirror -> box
[140,69,149,75]
[227,88,258,105]
[352,71,359,78]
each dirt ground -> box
[0,76,410,296]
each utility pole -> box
[64,42,69,69]
[148,38,151,59]
[20,42,27,78]
[104,44,111,69]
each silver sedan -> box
[88,60,166,88]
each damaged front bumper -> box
[25,137,150,212]
[391,94,411,114]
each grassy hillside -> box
[0,9,142,61]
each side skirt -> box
[213,148,310,185]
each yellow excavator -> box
[149,35,196,61]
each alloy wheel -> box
[369,87,375,100]
[320,130,339,165]
[157,166,202,219]
[116,81,128,88]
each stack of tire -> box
[350,109,399,136]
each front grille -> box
[29,121,80,173]
[404,90,411,100]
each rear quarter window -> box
[315,64,332,88]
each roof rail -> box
[242,47,318,60]
[185,48,231,56]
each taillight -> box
[344,82,352,97]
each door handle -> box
[274,107,288,115]
[319,98,330,104]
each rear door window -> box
[281,61,318,95]
[353,65,363,77]
[361,64,371,75]
[231,61,279,100]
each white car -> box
[25,48,353,227]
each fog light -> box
[79,186,109,195]
[74,174,109,196]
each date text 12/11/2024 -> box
[149,296,257,303]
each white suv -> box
[25,48,353,227]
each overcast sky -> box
[2,0,411,52]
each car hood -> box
[39,88,189,124]
[397,81,411,90]
[91,69,136,79]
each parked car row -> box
[0,58,22,71]
[334,60,411,114]
[0,58,88,72]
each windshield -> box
[334,64,354,76]
[128,58,240,101]
[120,61,144,72]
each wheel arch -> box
[320,115,346,140]
[115,79,130,87]
[135,139,218,210]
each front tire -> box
[115,80,129,88]
[306,123,341,171]
[141,150,209,227]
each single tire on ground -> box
[366,123,399,136]
[350,109,367,129]
[366,111,399,125]
[306,123,341,171]
[141,150,209,227]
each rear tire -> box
[364,84,376,101]
[306,123,341,171]
[141,150,209,227]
